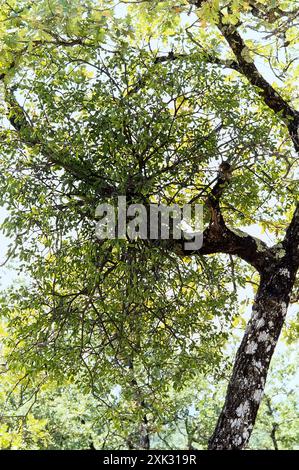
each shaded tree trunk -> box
[209,255,298,449]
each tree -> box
[1,322,298,450]
[0,0,298,449]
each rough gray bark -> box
[209,254,298,449]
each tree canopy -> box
[0,0,298,450]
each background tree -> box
[1,317,298,449]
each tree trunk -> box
[208,258,297,449]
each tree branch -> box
[154,51,240,71]
[186,1,299,151]
[167,164,272,272]
[1,83,115,196]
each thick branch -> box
[154,51,240,71]
[168,166,272,272]
[2,85,115,196]
[216,16,299,152]
[192,224,269,272]
[187,1,299,151]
